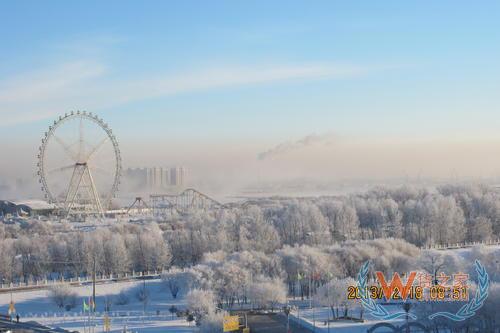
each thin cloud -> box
[0,61,106,102]
[0,61,106,125]
[258,132,337,160]
[100,63,370,105]
[0,61,375,126]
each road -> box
[0,317,77,332]
[246,313,313,333]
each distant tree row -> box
[0,223,171,283]
[0,184,499,282]
[165,184,500,266]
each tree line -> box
[0,184,499,282]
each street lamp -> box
[283,305,291,333]
[402,302,412,333]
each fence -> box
[0,270,163,292]
[420,238,500,250]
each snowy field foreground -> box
[288,304,404,333]
[0,279,195,333]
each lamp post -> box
[283,305,291,333]
[403,302,412,333]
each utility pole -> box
[93,257,96,308]
[403,302,411,333]
[143,275,147,318]
[308,264,312,309]
[309,275,312,309]
[92,256,96,333]
[283,304,290,333]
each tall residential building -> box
[170,166,185,186]
[125,166,185,190]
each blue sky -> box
[1,1,500,183]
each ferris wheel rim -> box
[37,110,121,209]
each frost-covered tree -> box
[162,267,199,298]
[248,276,287,311]
[276,245,334,297]
[128,224,171,272]
[319,199,360,241]
[423,194,466,245]
[0,239,15,282]
[186,289,216,320]
[49,284,77,310]
[166,211,226,266]
[271,201,331,246]
[211,262,251,308]
[199,310,226,333]
[15,235,49,282]
[229,206,281,253]
[469,246,500,282]
[227,250,284,279]
[418,250,463,285]
[316,277,358,319]
[401,199,428,246]
[466,216,493,242]
[102,231,129,275]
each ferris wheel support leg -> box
[63,165,86,218]
[85,167,105,219]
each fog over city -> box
[3,132,500,199]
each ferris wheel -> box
[37,111,121,217]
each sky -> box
[1,1,500,196]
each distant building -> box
[125,166,185,190]
[0,200,57,217]
[148,167,170,188]
[170,167,185,186]
[0,182,11,194]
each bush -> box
[114,291,129,305]
[136,288,150,303]
[186,289,216,319]
[104,296,113,311]
[199,311,226,333]
[49,284,78,310]
[169,305,178,319]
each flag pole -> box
[88,299,91,333]
[93,257,96,333]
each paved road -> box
[246,313,313,333]
[0,318,77,332]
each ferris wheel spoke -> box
[88,164,112,175]
[47,164,75,174]
[85,136,109,162]
[79,117,85,162]
[53,134,78,161]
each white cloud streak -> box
[0,61,372,126]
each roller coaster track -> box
[150,188,224,215]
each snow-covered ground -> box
[0,279,195,332]
[287,302,405,333]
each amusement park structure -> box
[36,111,230,220]
[37,111,121,218]
[150,188,223,216]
